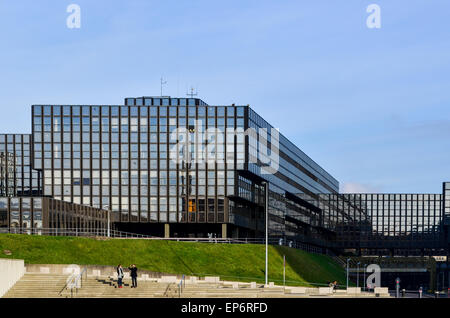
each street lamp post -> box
[262,181,269,286]
[346,258,350,289]
[107,210,110,238]
[363,264,367,291]
[357,262,360,288]
[103,205,110,238]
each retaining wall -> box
[0,259,25,297]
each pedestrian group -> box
[116,264,139,288]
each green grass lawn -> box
[0,234,346,287]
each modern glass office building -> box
[319,191,446,256]
[0,196,108,233]
[27,96,342,240]
[0,134,42,197]
[0,94,449,257]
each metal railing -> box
[1,228,155,239]
[178,274,185,297]
[332,256,347,268]
[58,267,88,298]
[387,289,450,298]
[163,283,173,297]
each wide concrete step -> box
[12,284,67,287]
[6,273,382,298]
[5,288,64,292]
[20,276,69,278]
[3,273,70,298]
[16,277,68,280]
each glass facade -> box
[0,134,41,197]
[444,182,450,221]
[0,151,15,196]
[29,97,341,240]
[319,193,444,255]
[31,98,246,232]
[0,196,107,232]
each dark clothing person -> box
[117,266,124,288]
[131,276,137,288]
[128,265,138,288]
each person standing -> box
[128,264,138,288]
[117,264,124,288]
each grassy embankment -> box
[0,234,347,287]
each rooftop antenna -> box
[186,86,198,98]
[160,77,167,96]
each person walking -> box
[329,281,336,292]
[128,264,138,288]
[117,264,124,288]
[333,281,338,293]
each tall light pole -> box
[103,205,110,238]
[108,210,110,238]
[356,262,360,288]
[363,264,367,291]
[346,258,350,289]
[262,181,269,286]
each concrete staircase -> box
[3,274,296,298]
[3,273,70,298]
[4,274,390,298]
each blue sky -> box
[0,0,449,193]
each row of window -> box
[125,97,203,106]
[35,116,244,128]
[33,105,245,118]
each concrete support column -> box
[222,224,227,239]
[164,224,170,238]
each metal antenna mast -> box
[186,87,198,98]
[160,77,167,96]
